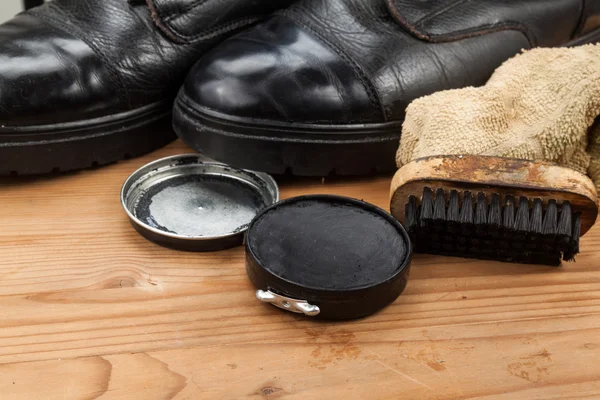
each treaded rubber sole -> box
[173,95,402,176]
[0,102,176,175]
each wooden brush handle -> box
[390,156,599,236]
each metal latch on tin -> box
[256,290,320,316]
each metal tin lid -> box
[245,195,412,320]
[121,154,279,251]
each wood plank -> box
[2,140,600,399]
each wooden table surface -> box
[2,140,600,400]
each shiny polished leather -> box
[0,0,294,126]
[182,0,600,125]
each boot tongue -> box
[145,0,266,43]
[385,0,535,44]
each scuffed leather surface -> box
[372,31,531,121]
[186,0,553,124]
[386,0,582,46]
[0,0,291,126]
[148,0,292,43]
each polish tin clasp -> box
[256,290,320,316]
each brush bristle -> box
[434,188,446,220]
[420,187,434,229]
[447,191,460,221]
[459,192,474,238]
[404,189,583,266]
[542,200,558,235]
[529,198,544,234]
[563,212,581,262]
[557,201,572,237]
[447,190,460,235]
[476,193,488,225]
[503,195,515,231]
[488,194,502,228]
[514,197,530,232]
[405,196,418,235]
[432,188,446,236]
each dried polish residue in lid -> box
[121,154,279,252]
[133,174,267,238]
[247,197,409,291]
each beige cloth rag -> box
[396,44,600,190]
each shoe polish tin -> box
[245,195,412,320]
[121,154,279,252]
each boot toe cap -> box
[180,16,381,125]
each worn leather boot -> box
[0,0,294,175]
[174,0,600,176]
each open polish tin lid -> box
[245,195,412,320]
[121,154,279,251]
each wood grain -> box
[2,140,600,399]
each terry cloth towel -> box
[396,44,600,190]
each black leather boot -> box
[174,0,600,176]
[0,0,294,175]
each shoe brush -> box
[390,155,599,266]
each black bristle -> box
[497,239,509,250]
[514,196,530,232]
[488,194,502,227]
[523,252,562,267]
[563,213,581,262]
[420,187,434,228]
[475,192,488,236]
[475,193,488,225]
[405,196,418,234]
[557,201,573,237]
[407,186,578,267]
[529,198,544,234]
[447,190,460,222]
[460,191,474,236]
[573,213,581,245]
[433,188,446,220]
[503,195,515,230]
[512,240,525,250]
[442,241,454,252]
[460,191,474,224]
[429,232,442,249]
[542,199,558,235]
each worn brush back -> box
[391,155,599,236]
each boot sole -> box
[173,29,600,177]
[0,101,176,175]
[173,95,402,176]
